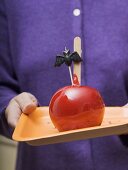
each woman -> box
[0,0,128,170]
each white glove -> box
[5,92,38,128]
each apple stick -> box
[73,37,82,85]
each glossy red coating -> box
[49,76,105,132]
[73,74,80,85]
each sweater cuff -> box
[0,108,13,139]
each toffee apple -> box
[49,46,105,132]
[49,75,105,132]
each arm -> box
[0,0,38,138]
[0,0,20,138]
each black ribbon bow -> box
[54,48,82,67]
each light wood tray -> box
[12,107,128,146]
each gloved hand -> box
[5,92,38,128]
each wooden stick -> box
[73,37,82,85]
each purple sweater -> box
[0,0,128,170]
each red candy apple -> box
[50,46,105,132]
[49,75,105,132]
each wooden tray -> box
[12,107,128,146]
